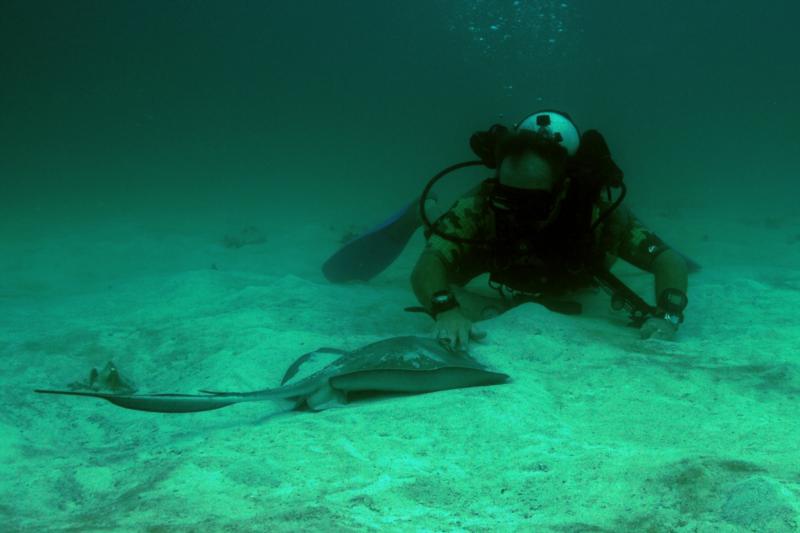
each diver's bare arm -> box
[411,252,454,313]
[652,249,688,301]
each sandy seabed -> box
[1,205,799,532]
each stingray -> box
[35,336,509,413]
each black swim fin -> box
[322,199,421,282]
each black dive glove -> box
[469,124,509,169]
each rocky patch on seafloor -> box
[222,226,267,249]
[614,457,799,532]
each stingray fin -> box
[280,347,348,385]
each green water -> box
[3,1,798,235]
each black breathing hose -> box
[418,160,491,246]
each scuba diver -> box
[322,110,692,349]
[411,110,689,348]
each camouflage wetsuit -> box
[424,180,669,301]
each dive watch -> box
[430,290,459,319]
[657,288,688,325]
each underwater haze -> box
[4,1,799,234]
[2,1,800,531]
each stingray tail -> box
[197,379,312,402]
[34,389,244,413]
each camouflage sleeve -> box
[597,204,670,272]
[423,194,492,283]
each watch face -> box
[431,291,458,318]
[433,293,451,304]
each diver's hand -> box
[434,309,485,350]
[640,317,678,341]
